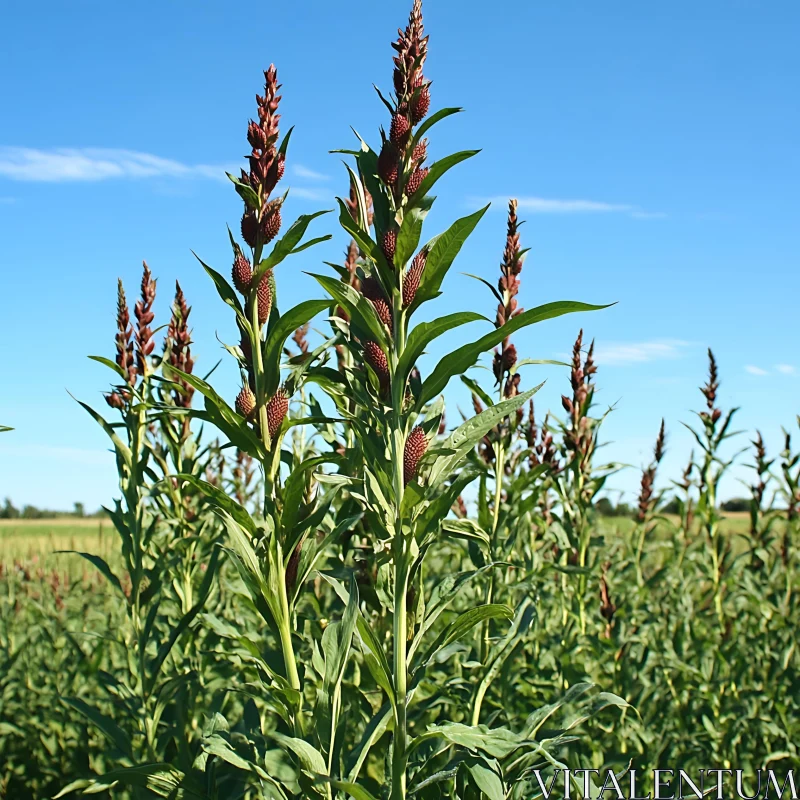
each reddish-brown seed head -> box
[381,229,398,266]
[236,386,257,419]
[241,210,259,248]
[378,141,399,186]
[363,340,390,393]
[232,251,253,295]
[402,249,427,308]
[261,203,282,243]
[362,276,393,328]
[404,426,428,484]
[410,85,431,124]
[165,281,195,408]
[256,272,272,326]
[405,166,428,197]
[390,113,411,147]
[134,262,157,378]
[266,388,289,438]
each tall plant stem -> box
[389,291,408,800]
[471,445,505,726]
[249,283,301,716]
[478,444,506,654]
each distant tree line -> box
[594,495,752,518]
[0,498,105,520]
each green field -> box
[0,518,114,564]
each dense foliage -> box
[1,3,797,798]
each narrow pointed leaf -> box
[418,301,610,407]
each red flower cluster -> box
[493,200,524,398]
[239,66,285,250]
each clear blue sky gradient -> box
[1,1,798,510]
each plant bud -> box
[239,334,252,363]
[266,388,289,438]
[261,204,282,243]
[377,142,399,185]
[405,166,428,197]
[247,121,268,150]
[276,154,285,182]
[236,386,257,419]
[381,229,398,265]
[363,340,390,393]
[285,536,304,597]
[362,276,392,328]
[561,395,573,415]
[411,86,431,124]
[404,426,428,484]
[501,343,517,372]
[241,210,259,248]
[402,249,427,308]
[232,252,253,294]
[390,113,411,147]
[256,272,272,325]
[105,392,124,410]
[412,138,428,163]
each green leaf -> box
[473,599,536,716]
[466,756,504,800]
[319,779,379,800]
[61,697,132,758]
[418,301,610,407]
[438,604,512,650]
[440,518,490,548]
[74,398,132,468]
[343,161,370,231]
[397,312,487,393]
[462,271,502,305]
[263,299,331,395]
[427,385,542,487]
[194,251,245,317]
[335,198,392,291]
[203,734,272,782]
[415,205,490,307]
[416,722,524,759]
[255,209,332,281]
[169,368,266,459]
[88,354,127,381]
[272,732,328,776]
[173,474,256,536]
[146,547,221,692]
[420,604,512,667]
[413,107,463,143]
[460,375,494,408]
[55,764,191,799]
[413,150,480,201]
[55,552,124,597]
[227,171,260,209]
[311,273,389,348]
[511,357,570,373]
[395,204,428,269]
[281,454,338,537]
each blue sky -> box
[1,0,798,510]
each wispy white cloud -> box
[592,339,690,366]
[474,195,663,219]
[630,210,667,220]
[776,364,796,375]
[293,164,329,181]
[290,187,330,201]
[0,146,231,183]
[745,365,769,376]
